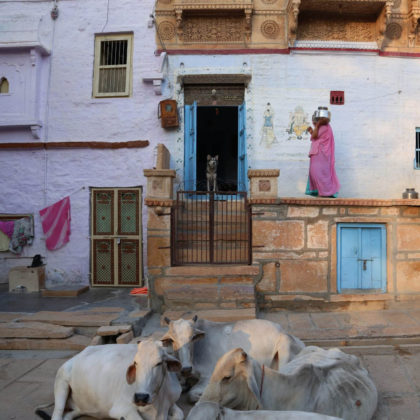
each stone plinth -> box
[144,169,176,200]
[248,169,279,199]
[8,266,45,292]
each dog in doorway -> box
[206,155,218,191]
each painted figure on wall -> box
[260,103,277,148]
[306,107,340,197]
[287,106,310,140]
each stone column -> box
[248,169,280,199]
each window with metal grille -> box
[416,128,420,169]
[93,34,133,97]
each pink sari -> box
[307,124,340,197]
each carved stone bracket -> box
[408,0,420,47]
[287,0,301,46]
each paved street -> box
[1,344,420,419]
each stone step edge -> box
[161,308,256,324]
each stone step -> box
[0,321,74,339]
[162,308,256,323]
[17,308,123,327]
[41,285,89,297]
[0,334,91,350]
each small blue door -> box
[337,224,386,293]
[184,102,197,191]
[237,103,248,192]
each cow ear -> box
[207,155,211,160]
[192,314,198,322]
[164,316,171,325]
[164,354,182,372]
[160,332,173,347]
[192,328,205,342]
[126,363,136,385]
[240,349,248,363]
[215,155,219,160]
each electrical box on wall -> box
[158,99,179,128]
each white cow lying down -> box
[162,316,304,402]
[187,402,343,420]
[200,346,377,420]
[36,340,184,420]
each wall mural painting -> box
[286,106,310,141]
[260,103,277,148]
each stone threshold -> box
[249,197,420,206]
[329,294,394,303]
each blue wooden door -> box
[337,224,386,292]
[184,102,197,191]
[237,103,247,192]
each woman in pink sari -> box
[306,110,340,197]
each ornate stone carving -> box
[392,0,401,9]
[159,21,176,40]
[262,0,278,4]
[298,17,375,42]
[261,20,280,39]
[385,22,403,39]
[288,0,301,45]
[408,0,420,47]
[159,0,172,4]
[182,16,245,43]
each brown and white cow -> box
[200,346,377,420]
[36,340,184,420]
[161,316,304,402]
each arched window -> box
[0,77,9,94]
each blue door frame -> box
[337,223,387,293]
[184,103,247,192]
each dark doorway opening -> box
[196,106,238,191]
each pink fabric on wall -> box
[39,196,71,251]
[308,124,340,196]
[0,220,15,239]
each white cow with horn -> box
[161,316,304,402]
[35,340,184,420]
[200,346,377,420]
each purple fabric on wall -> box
[0,220,15,239]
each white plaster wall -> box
[0,0,174,284]
[166,52,420,199]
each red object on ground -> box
[130,287,148,295]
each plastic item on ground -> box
[130,287,148,295]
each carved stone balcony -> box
[287,0,393,47]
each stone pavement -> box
[0,289,420,418]
[260,301,420,347]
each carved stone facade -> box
[155,0,420,53]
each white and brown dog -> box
[206,155,218,192]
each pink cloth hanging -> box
[39,196,71,250]
[0,220,15,239]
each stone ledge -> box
[165,265,259,276]
[250,197,420,206]
[161,308,256,323]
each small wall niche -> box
[0,77,9,94]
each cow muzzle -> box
[181,366,193,376]
[134,393,150,406]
